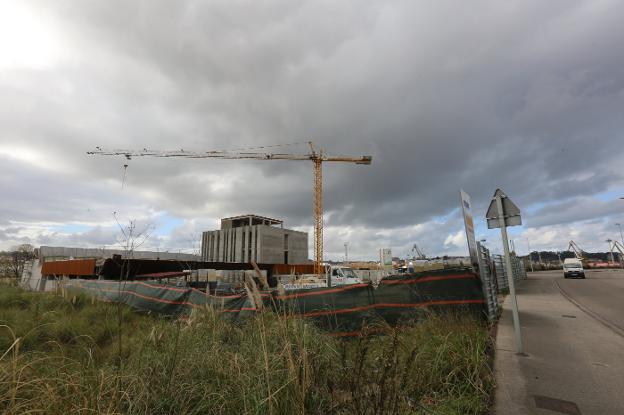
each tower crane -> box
[87,142,372,275]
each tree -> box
[5,244,35,280]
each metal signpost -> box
[486,188,524,354]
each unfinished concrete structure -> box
[37,246,199,262]
[201,215,308,264]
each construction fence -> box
[65,268,486,337]
[492,253,527,292]
[476,241,528,321]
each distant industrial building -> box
[201,214,308,264]
[37,246,199,262]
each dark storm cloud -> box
[526,197,624,229]
[1,0,624,255]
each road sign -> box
[486,188,524,354]
[486,189,522,229]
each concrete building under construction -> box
[201,214,308,264]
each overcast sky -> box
[1,0,624,260]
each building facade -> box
[201,215,308,264]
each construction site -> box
[8,144,624,415]
[11,144,492,332]
[17,142,623,314]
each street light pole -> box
[526,238,534,272]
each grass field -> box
[0,284,494,414]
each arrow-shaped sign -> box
[486,189,522,229]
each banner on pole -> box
[460,190,479,266]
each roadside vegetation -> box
[0,284,493,414]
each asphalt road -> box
[556,268,624,336]
[494,269,624,414]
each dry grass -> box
[0,285,493,414]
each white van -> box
[328,265,362,286]
[563,258,585,279]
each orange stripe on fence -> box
[275,283,370,300]
[80,280,189,293]
[69,282,254,312]
[379,273,476,285]
[298,299,485,318]
[69,282,201,308]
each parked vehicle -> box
[563,258,585,279]
[278,264,363,291]
[327,265,362,286]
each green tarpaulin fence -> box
[66,268,485,336]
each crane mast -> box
[88,143,371,276]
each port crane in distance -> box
[610,240,624,266]
[412,244,426,260]
[567,240,588,266]
[88,142,372,276]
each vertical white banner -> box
[460,190,479,266]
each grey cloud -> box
[2,1,624,257]
[526,197,624,229]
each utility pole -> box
[344,242,349,264]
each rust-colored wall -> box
[41,259,96,276]
[272,263,315,275]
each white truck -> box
[279,264,363,290]
[327,265,362,286]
